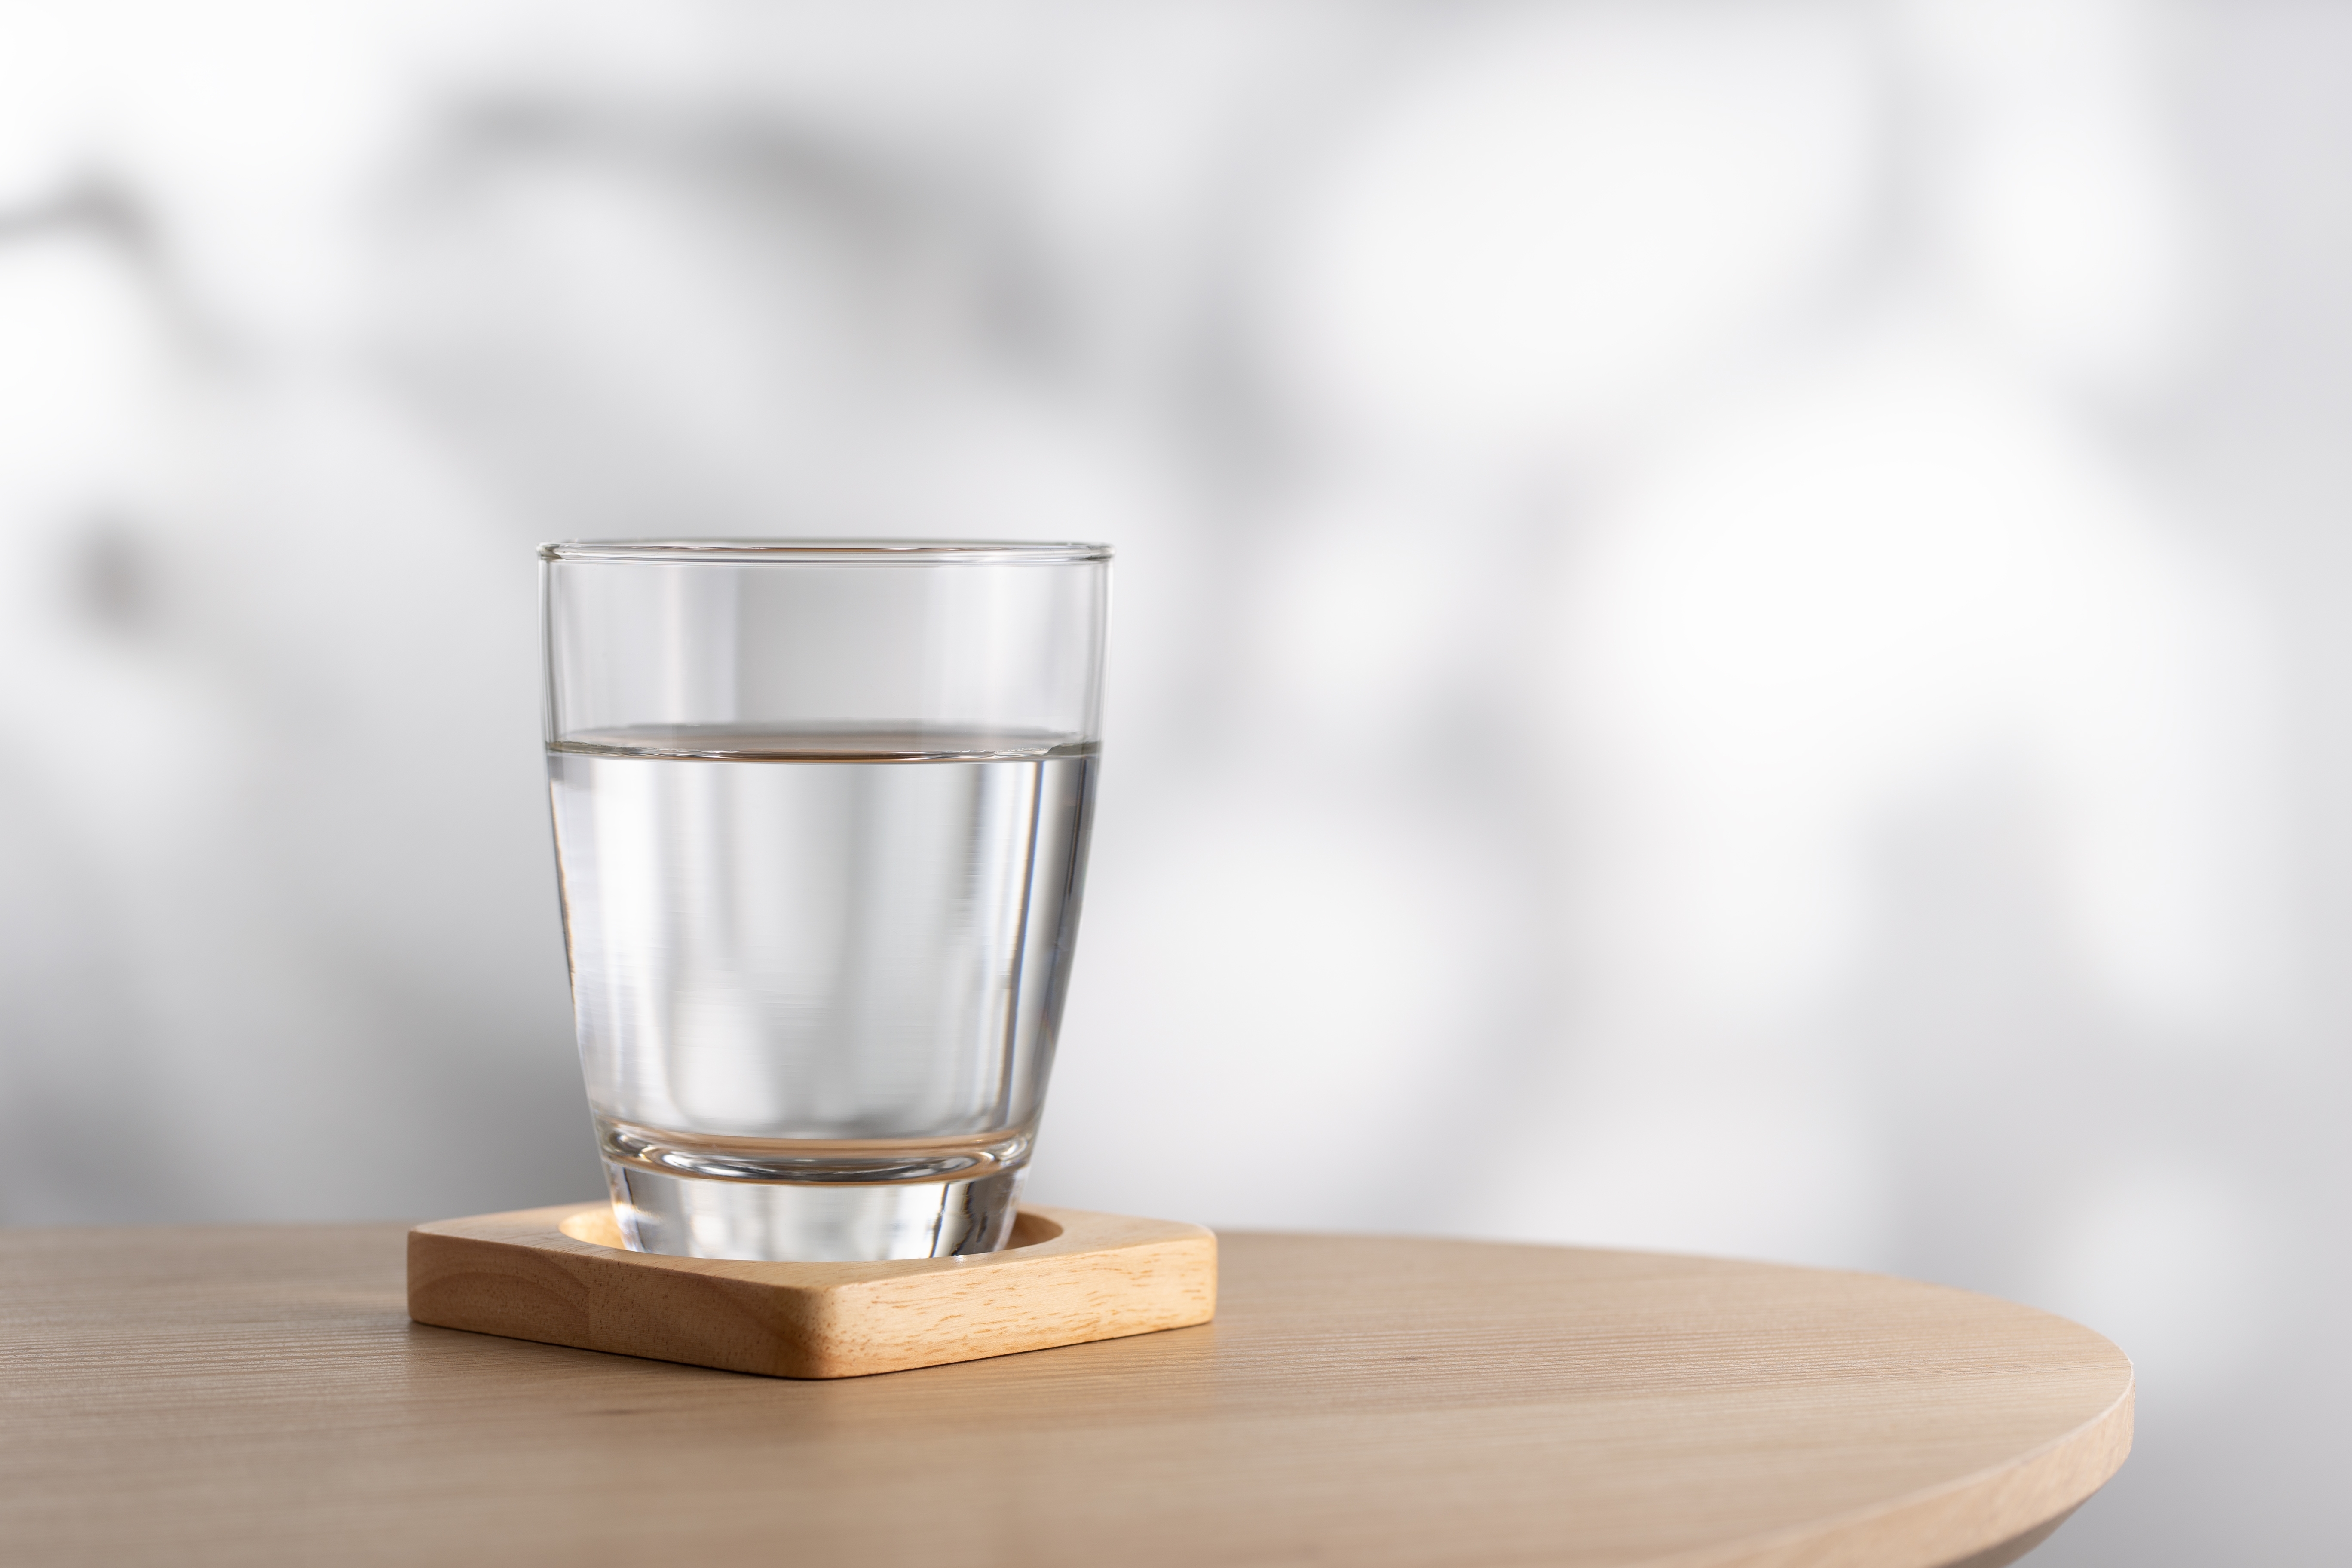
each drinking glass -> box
[540,540,1109,1261]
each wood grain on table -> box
[0,1223,2130,1567]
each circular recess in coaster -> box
[554,1202,1067,1255]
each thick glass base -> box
[603,1158,1027,1261]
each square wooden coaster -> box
[407,1202,1216,1379]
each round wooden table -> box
[0,1222,2129,1566]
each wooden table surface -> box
[0,1222,2130,1568]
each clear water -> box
[547,726,1097,1260]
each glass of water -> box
[540,540,1109,1261]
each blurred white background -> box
[2,0,2346,1560]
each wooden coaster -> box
[407,1202,1216,1379]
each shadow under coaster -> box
[406,1202,1218,1379]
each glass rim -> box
[539,539,1112,564]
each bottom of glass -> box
[602,1158,1027,1262]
